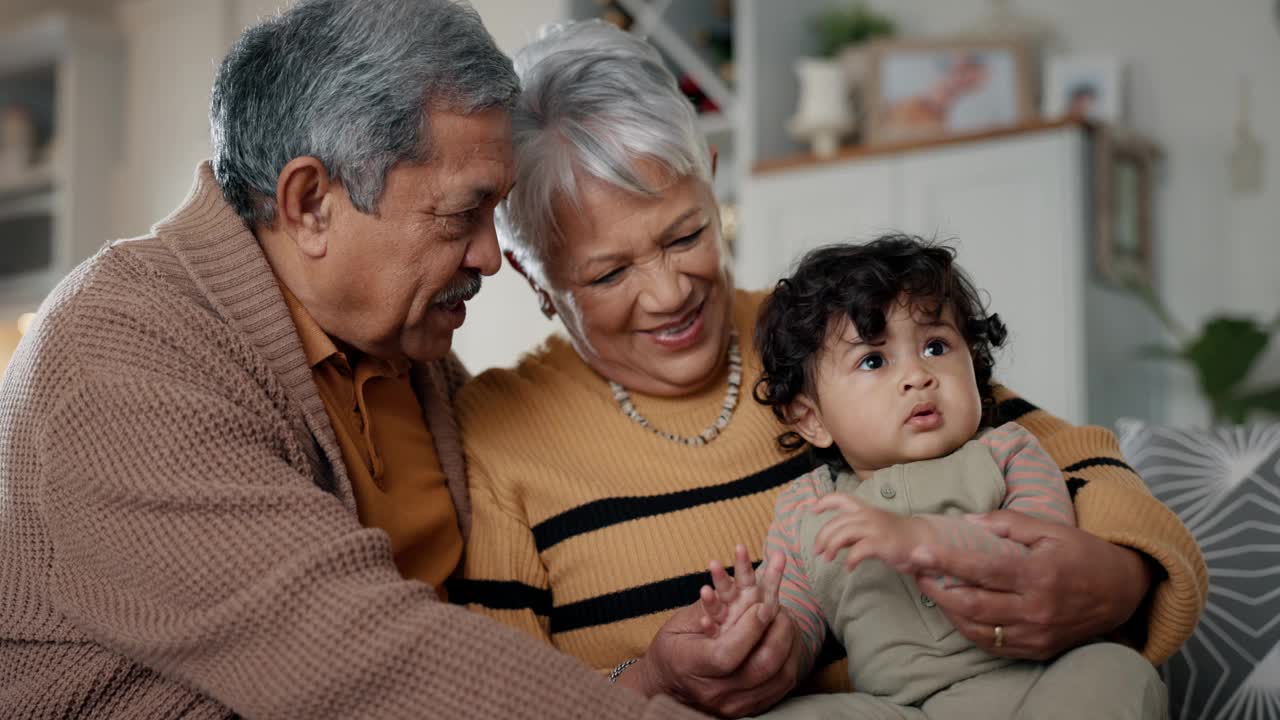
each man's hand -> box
[811,493,935,573]
[911,509,1153,660]
[617,547,802,718]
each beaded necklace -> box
[608,331,742,446]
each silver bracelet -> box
[609,658,639,684]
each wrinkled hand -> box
[698,545,783,638]
[625,546,802,718]
[911,509,1153,660]
[811,493,935,573]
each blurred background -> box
[0,0,1276,430]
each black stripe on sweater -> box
[1066,477,1089,499]
[994,397,1039,423]
[532,453,820,553]
[447,579,552,616]
[548,569,854,658]
[551,562,760,634]
[1062,456,1139,477]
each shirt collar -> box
[278,280,343,369]
[277,279,410,376]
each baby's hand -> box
[810,493,936,573]
[697,544,786,638]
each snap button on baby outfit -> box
[921,593,936,608]
[880,484,896,499]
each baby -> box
[698,236,1164,719]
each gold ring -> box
[993,625,1006,649]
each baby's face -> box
[802,299,983,478]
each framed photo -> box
[1043,55,1125,123]
[1094,128,1160,286]
[864,38,1036,145]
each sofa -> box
[1118,420,1280,720]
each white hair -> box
[496,20,713,287]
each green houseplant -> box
[812,3,895,58]
[1129,279,1280,424]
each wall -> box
[851,0,1280,425]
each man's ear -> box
[504,250,556,319]
[275,156,336,259]
[786,393,833,449]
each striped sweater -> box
[454,289,1207,689]
[772,422,1075,664]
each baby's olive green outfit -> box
[757,441,1166,720]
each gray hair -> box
[210,0,519,228]
[497,20,712,286]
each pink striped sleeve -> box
[982,422,1076,527]
[763,468,830,671]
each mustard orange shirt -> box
[280,283,462,597]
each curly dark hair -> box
[753,234,1008,465]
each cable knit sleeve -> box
[992,386,1208,665]
[36,348,701,720]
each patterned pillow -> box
[1118,420,1280,720]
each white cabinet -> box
[737,156,900,282]
[738,123,1165,426]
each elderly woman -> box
[452,20,1205,718]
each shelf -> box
[753,118,1098,176]
[0,164,54,206]
[0,15,63,74]
[0,13,121,306]
[612,0,736,120]
[0,267,59,307]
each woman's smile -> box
[643,300,706,350]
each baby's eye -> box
[857,353,885,371]
[923,339,949,357]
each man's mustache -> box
[432,271,482,307]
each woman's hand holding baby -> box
[623,545,801,718]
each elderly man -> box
[0,1,702,718]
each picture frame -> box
[1043,55,1125,123]
[1094,127,1161,286]
[864,37,1037,145]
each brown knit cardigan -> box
[0,163,702,720]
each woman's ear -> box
[785,394,833,449]
[535,289,556,319]
[504,250,556,319]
